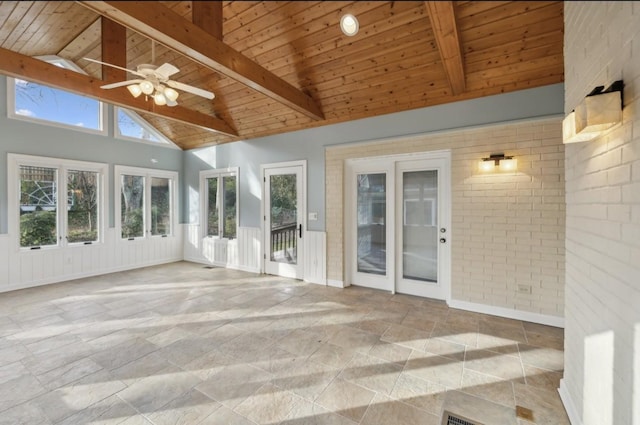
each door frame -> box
[260,160,307,279]
[344,150,451,302]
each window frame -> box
[6,56,107,136]
[113,106,180,149]
[199,167,239,240]
[114,165,179,241]
[8,153,108,252]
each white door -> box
[263,164,304,279]
[346,152,450,300]
[395,158,449,299]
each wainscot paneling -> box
[0,227,183,293]
[183,225,261,274]
[304,231,326,285]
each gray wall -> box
[184,83,565,231]
[0,75,184,234]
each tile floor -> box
[0,261,570,425]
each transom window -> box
[9,154,107,250]
[7,56,106,134]
[115,107,178,148]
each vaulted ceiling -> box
[0,1,564,150]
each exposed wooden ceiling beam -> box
[192,1,223,40]
[0,47,238,139]
[101,17,126,83]
[425,1,466,95]
[77,1,325,121]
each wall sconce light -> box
[479,153,517,172]
[563,80,624,144]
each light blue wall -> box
[184,83,564,232]
[0,75,183,234]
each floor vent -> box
[441,411,483,425]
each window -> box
[7,56,106,134]
[116,166,178,240]
[114,107,179,148]
[9,154,106,250]
[200,169,238,239]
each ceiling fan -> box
[83,57,215,107]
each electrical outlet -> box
[517,284,532,294]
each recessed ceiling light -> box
[340,14,359,37]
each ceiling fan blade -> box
[166,80,215,100]
[100,79,144,89]
[82,57,146,78]
[155,63,180,79]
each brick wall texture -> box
[325,117,565,317]
[563,2,640,424]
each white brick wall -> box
[326,117,565,318]
[562,2,640,425]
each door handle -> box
[440,238,446,243]
[299,223,303,238]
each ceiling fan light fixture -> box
[139,80,155,95]
[153,91,167,106]
[127,84,143,98]
[164,87,179,102]
[340,14,359,36]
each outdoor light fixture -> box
[340,14,359,36]
[563,80,623,144]
[479,153,517,172]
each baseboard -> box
[559,379,582,425]
[305,278,327,286]
[183,256,261,274]
[0,257,183,294]
[448,299,564,328]
[327,279,346,288]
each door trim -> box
[344,150,451,302]
[260,160,307,278]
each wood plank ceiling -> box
[0,1,564,150]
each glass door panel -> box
[270,174,298,264]
[402,170,437,282]
[264,165,304,279]
[357,173,386,275]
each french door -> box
[346,152,450,300]
[263,163,305,279]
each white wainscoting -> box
[304,231,326,285]
[0,227,183,294]
[183,224,261,273]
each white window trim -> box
[7,153,108,252]
[114,106,180,149]
[199,167,239,240]
[6,56,107,136]
[114,165,179,241]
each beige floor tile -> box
[0,262,569,425]
[308,342,357,369]
[513,383,571,425]
[464,348,526,382]
[146,388,221,425]
[195,364,273,409]
[460,369,516,408]
[360,393,440,425]
[405,351,464,389]
[389,372,446,415]
[235,382,303,424]
[315,378,376,422]
[381,323,430,352]
[273,358,341,401]
[0,401,52,425]
[200,405,258,425]
[281,399,358,424]
[442,390,517,425]
[339,352,403,395]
